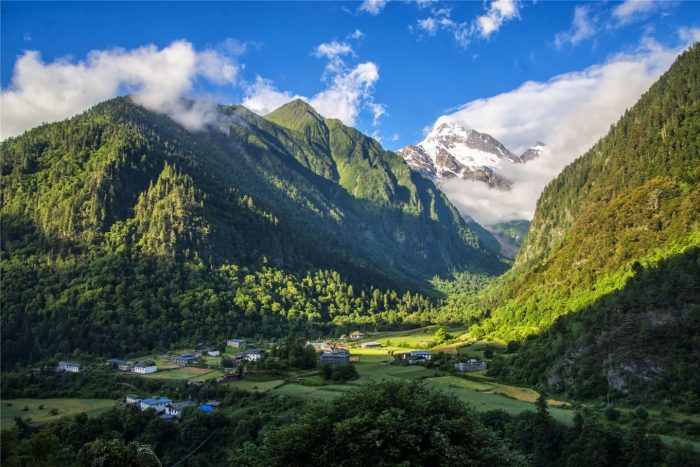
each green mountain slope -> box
[473,44,700,400]
[0,97,503,366]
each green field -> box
[227,379,286,392]
[1,399,117,426]
[143,367,219,381]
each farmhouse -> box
[133,362,157,374]
[361,341,382,348]
[349,331,365,340]
[56,361,82,373]
[165,401,196,418]
[125,394,142,404]
[207,350,221,357]
[174,354,200,366]
[320,349,350,365]
[140,397,172,412]
[108,359,134,371]
[410,350,432,361]
[455,359,487,372]
[243,349,262,362]
[227,339,246,348]
[307,341,333,352]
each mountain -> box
[0,97,506,366]
[487,220,531,259]
[397,122,542,189]
[471,45,700,401]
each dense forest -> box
[472,44,700,400]
[0,96,506,368]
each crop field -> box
[1,399,116,426]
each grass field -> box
[143,367,218,381]
[1,399,116,426]
[227,379,286,392]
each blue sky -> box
[3,1,698,150]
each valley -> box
[1,3,699,463]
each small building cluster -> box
[125,394,221,421]
[394,350,432,364]
[107,358,158,374]
[56,361,82,373]
[454,358,487,372]
[233,349,262,362]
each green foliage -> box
[0,96,506,368]
[232,380,527,466]
[472,44,700,401]
[320,363,358,382]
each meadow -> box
[1,398,116,426]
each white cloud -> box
[243,44,383,128]
[314,41,355,74]
[368,102,387,125]
[241,77,302,115]
[429,37,690,225]
[1,40,240,140]
[474,0,520,38]
[310,62,380,126]
[391,133,400,142]
[348,29,365,40]
[555,5,598,49]
[613,0,674,26]
[360,0,387,15]
[413,0,519,47]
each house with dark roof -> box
[107,359,133,371]
[165,401,196,418]
[174,354,199,366]
[227,338,246,348]
[320,350,350,365]
[455,359,487,372]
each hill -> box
[0,98,504,366]
[471,44,700,402]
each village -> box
[47,326,513,424]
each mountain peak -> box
[264,99,325,132]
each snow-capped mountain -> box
[397,122,543,188]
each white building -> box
[165,401,195,417]
[361,341,382,348]
[244,349,262,362]
[125,394,142,404]
[140,397,172,412]
[207,350,221,357]
[133,362,157,374]
[56,361,82,373]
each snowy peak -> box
[520,141,546,162]
[425,123,519,164]
[397,123,541,188]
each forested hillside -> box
[473,44,700,401]
[0,98,504,367]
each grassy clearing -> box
[143,367,216,381]
[1,398,116,426]
[227,380,286,392]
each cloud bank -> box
[1,40,240,140]
[433,36,693,225]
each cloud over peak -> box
[432,35,691,225]
[1,40,240,140]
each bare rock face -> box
[397,122,543,189]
